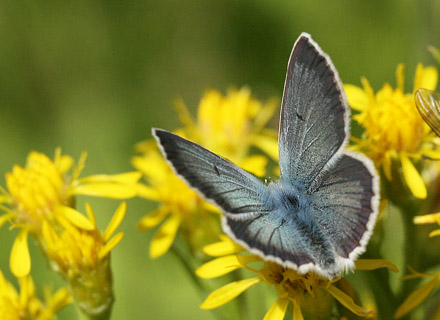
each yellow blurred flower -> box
[0,149,140,277]
[196,236,398,320]
[0,269,71,320]
[345,64,439,199]
[135,88,278,258]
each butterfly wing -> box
[153,129,272,219]
[278,33,349,189]
[310,152,379,264]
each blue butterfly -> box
[153,33,379,279]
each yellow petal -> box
[413,212,440,225]
[253,99,278,130]
[79,171,142,184]
[174,99,195,129]
[19,275,35,306]
[200,277,261,310]
[326,285,376,317]
[0,194,11,204]
[394,276,440,318]
[138,207,168,231]
[54,150,74,174]
[203,235,243,256]
[72,183,138,199]
[85,203,97,227]
[134,183,160,200]
[55,206,95,231]
[10,230,31,277]
[396,64,405,92]
[48,287,72,312]
[400,153,427,199]
[196,255,258,279]
[251,134,279,161]
[421,149,440,160]
[413,64,438,92]
[344,84,369,111]
[149,214,181,258]
[0,212,14,228]
[355,259,399,273]
[263,297,289,320]
[383,152,392,180]
[239,155,267,177]
[99,232,124,259]
[429,229,440,237]
[292,298,304,320]
[103,202,126,241]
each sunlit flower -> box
[41,202,126,318]
[394,266,440,319]
[135,88,278,258]
[0,149,140,277]
[196,236,398,319]
[0,269,71,320]
[345,64,439,199]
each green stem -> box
[399,205,421,313]
[170,244,206,292]
[170,244,226,320]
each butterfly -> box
[153,33,379,279]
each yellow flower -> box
[0,149,140,277]
[41,202,126,317]
[394,266,440,319]
[345,64,439,199]
[0,269,71,320]
[178,87,279,163]
[196,236,398,320]
[135,88,278,258]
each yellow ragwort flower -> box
[0,149,140,277]
[345,64,439,199]
[41,202,126,317]
[0,269,71,320]
[394,266,440,319]
[135,88,278,258]
[196,236,398,320]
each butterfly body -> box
[153,33,379,279]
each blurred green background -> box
[0,1,439,319]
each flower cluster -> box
[0,269,71,320]
[345,64,439,199]
[0,149,139,318]
[196,236,397,319]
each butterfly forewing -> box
[153,129,271,218]
[278,33,349,189]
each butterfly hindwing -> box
[278,33,349,189]
[153,129,271,219]
[310,152,379,260]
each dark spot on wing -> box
[296,112,305,121]
[213,164,220,176]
